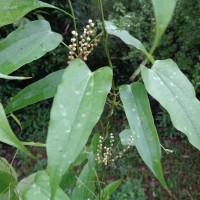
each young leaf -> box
[151,0,177,49]
[96,180,121,200]
[119,83,167,188]
[119,129,134,146]
[141,59,200,150]
[19,171,69,200]
[0,103,34,158]
[0,0,59,27]
[71,160,96,200]
[6,69,64,113]
[0,20,62,75]
[105,21,154,63]
[47,59,112,199]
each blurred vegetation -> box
[0,0,200,199]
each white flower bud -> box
[88,19,92,23]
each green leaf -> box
[0,157,17,194]
[0,103,34,158]
[0,0,58,27]
[119,83,167,188]
[141,59,200,150]
[0,73,31,80]
[96,180,121,200]
[105,21,154,63]
[71,160,96,200]
[20,171,69,200]
[47,59,112,199]
[119,129,134,146]
[151,0,177,49]
[6,69,64,113]
[0,20,62,75]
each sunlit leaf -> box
[119,82,167,188]
[47,59,112,198]
[0,103,34,158]
[0,20,62,75]
[6,69,64,113]
[141,59,200,150]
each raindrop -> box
[75,90,80,95]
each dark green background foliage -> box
[0,0,200,199]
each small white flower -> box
[88,19,92,23]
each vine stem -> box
[68,0,80,55]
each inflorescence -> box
[96,133,134,166]
[68,19,102,64]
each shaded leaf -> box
[0,157,17,194]
[0,20,62,75]
[105,21,154,62]
[141,59,200,150]
[0,103,34,158]
[0,0,57,27]
[119,129,134,146]
[6,69,64,113]
[96,180,121,200]
[71,159,96,200]
[47,59,112,198]
[119,83,166,188]
[19,171,69,200]
[152,0,177,49]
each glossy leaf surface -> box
[0,0,56,27]
[152,0,176,48]
[6,69,64,113]
[119,83,166,188]
[47,59,112,198]
[119,129,134,146]
[21,171,69,200]
[0,103,33,158]
[0,20,62,75]
[141,59,200,150]
[105,21,153,62]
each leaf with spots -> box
[141,59,200,150]
[0,20,62,75]
[119,129,135,146]
[119,82,167,188]
[47,59,112,199]
[19,171,69,200]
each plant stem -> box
[22,142,46,148]
[68,0,80,55]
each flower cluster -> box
[95,133,134,166]
[67,19,102,64]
